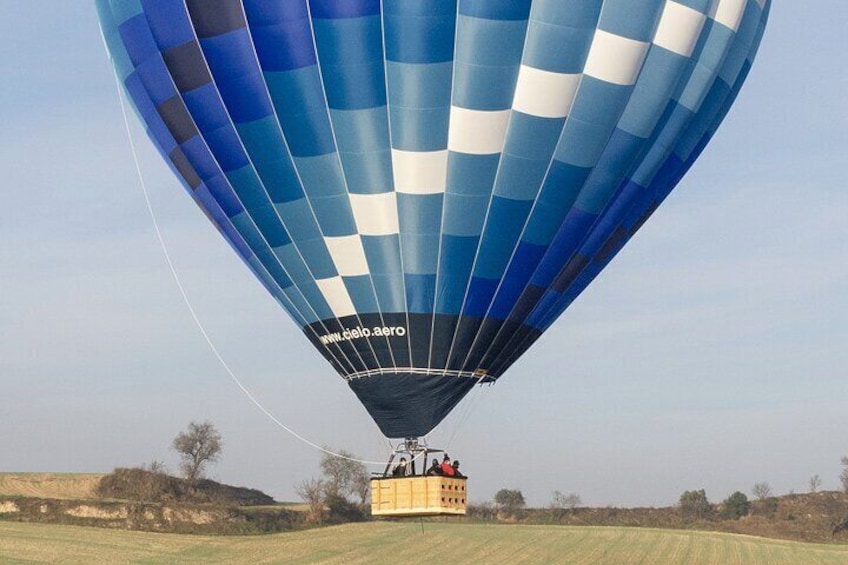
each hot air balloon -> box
[96,0,769,449]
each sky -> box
[1,2,846,508]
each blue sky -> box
[1,2,846,507]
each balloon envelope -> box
[97,0,770,438]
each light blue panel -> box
[597,0,664,41]
[344,275,380,312]
[298,280,335,321]
[371,273,407,312]
[387,62,452,151]
[328,105,389,150]
[452,16,527,110]
[554,118,613,168]
[362,236,403,275]
[291,154,347,198]
[274,199,322,241]
[453,63,523,112]
[386,61,453,108]
[492,154,549,201]
[294,238,337,280]
[275,243,314,284]
[402,234,440,274]
[442,193,489,237]
[523,0,602,73]
[389,106,452,151]
[225,165,270,211]
[339,148,394,194]
[619,48,690,138]
[264,66,337,158]
[109,0,143,23]
[502,112,566,161]
[310,195,358,236]
[397,193,443,235]
[311,15,386,110]
[446,153,501,196]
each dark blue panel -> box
[182,83,230,131]
[532,208,598,287]
[135,56,177,106]
[243,0,310,25]
[180,136,219,181]
[205,173,244,217]
[162,41,212,92]
[251,205,292,248]
[156,96,198,145]
[246,13,317,71]
[125,73,177,154]
[118,14,159,67]
[405,274,436,313]
[459,0,531,20]
[214,70,275,123]
[168,147,201,189]
[185,0,246,38]
[463,276,499,318]
[142,0,196,50]
[217,213,253,260]
[488,241,547,320]
[204,125,250,172]
[309,0,380,19]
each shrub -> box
[679,489,712,520]
[720,491,750,520]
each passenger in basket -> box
[391,457,409,478]
[426,458,443,476]
[440,454,455,476]
[451,460,465,478]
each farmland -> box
[0,473,103,500]
[2,521,848,565]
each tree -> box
[841,457,848,493]
[171,421,222,486]
[679,489,712,520]
[751,482,773,501]
[494,489,525,515]
[295,478,326,524]
[720,491,750,520]
[809,474,822,493]
[320,448,369,505]
[550,491,582,510]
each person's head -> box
[443,454,450,462]
[452,460,460,468]
[431,459,439,467]
[399,457,407,465]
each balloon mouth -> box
[347,371,481,438]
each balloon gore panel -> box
[97,0,770,438]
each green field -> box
[2,521,847,564]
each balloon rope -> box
[109,70,386,467]
[445,375,492,450]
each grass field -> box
[0,473,103,500]
[2,521,847,564]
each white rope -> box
[109,68,386,467]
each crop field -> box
[2,521,847,564]
[0,473,103,500]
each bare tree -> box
[809,474,822,493]
[320,448,369,505]
[550,490,582,510]
[752,482,773,501]
[841,457,848,493]
[171,421,222,486]
[295,478,326,524]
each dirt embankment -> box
[0,496,304,535]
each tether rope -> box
[108,62,386,467]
